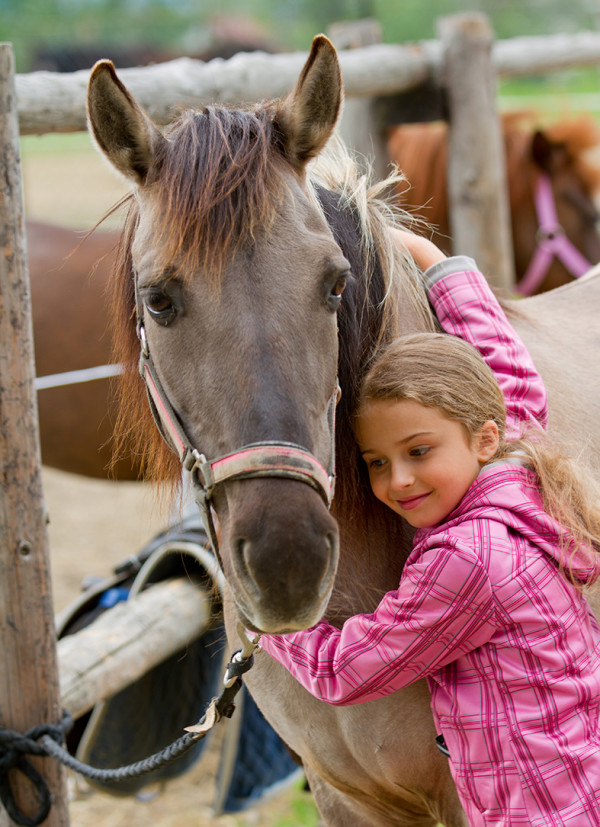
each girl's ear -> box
[475,420,500,463]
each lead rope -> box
[0,626,261,827]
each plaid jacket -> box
[260,258,600,825]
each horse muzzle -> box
[219,478,339,634]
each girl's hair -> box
[358,332,600,584]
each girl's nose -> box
[389,462,414,492]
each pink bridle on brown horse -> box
[517,172,594,296]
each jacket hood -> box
[418,461,600,586]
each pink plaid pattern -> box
[261,260,600,824]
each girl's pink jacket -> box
[260,257,600,825]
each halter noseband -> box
[517,172,594,296]
[136,321,338,557]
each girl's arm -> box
[393,228,548,435]
[424,257,548,436]
[259,538,495,705]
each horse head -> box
[87,36,348,634]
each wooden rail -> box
[58,578,213,720]
[15,29,600,135]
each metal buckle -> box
[185,449,215,497]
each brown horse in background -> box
[387,113,600,294]
[27,220,141,479]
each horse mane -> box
[306,139,435,553]
[109,105,435,586]
[386,121,449,229]
[387,111,600,227]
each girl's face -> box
[356,398,499,528]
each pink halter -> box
[516,173,593,296]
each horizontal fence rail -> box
[15,30,600,135]
[58,578,212,720]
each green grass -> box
[20,131,93,156]
[273,793,320,826]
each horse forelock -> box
[108,102,294,482]
[147,104,289,281]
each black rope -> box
[0,646,256,826]
[39,680,243,783]
[0,713,72,827]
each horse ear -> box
[87,59,166,186]
[275,35,343,169]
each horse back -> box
[507,267,600,470]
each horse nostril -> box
[234,536,261,599]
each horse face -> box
[134,180,345,632]
[87,37,346,633]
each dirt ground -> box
[20,136,319,826]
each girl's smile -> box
[356,398,499,528]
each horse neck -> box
[319,188,427,620]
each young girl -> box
[258,233,600,825]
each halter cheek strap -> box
[517,172,593,296]
[137,320,338,559]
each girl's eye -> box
[367,458,386,470]
[409,446,430,458]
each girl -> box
[258,234,600,825]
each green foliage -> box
[3,0,600,73]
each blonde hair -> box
[358,332,600,585]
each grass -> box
[20,130,95,156]
[270,780,321,827]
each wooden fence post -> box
[328,19,391,181]
[437,14,515,290]
[0,43,70,827]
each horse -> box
[387,113,600,295]
[26,220,141,479]
[85,36,600,825]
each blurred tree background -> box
[2,0,600,73]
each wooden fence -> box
[14,16,600,287]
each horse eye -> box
[332,276,347,297]
[145,290,177,325]
[327,274,348,312]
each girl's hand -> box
[391,228,447,272]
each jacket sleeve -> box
[259,538,495,705]
[424,256,548,436]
